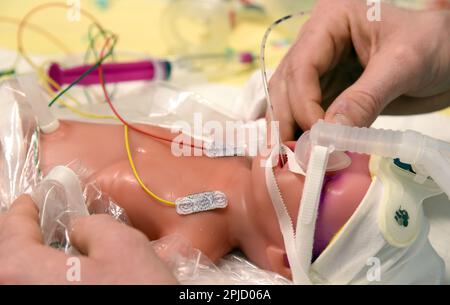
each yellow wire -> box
[124,125,176,207]
[0,15,71,54]
[2,13,83,108]
[0,16,80,97]
[16,2,105,109]
[14,3,174,206]
[0,15,71,78]
[9,4,136,122]
[43,82,117,120]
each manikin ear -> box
[266,245,292,280]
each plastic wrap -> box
[51,78,268,150]
[0,78,129,253]
[52,80,259,123]
[31,166,89,254]
[31,164,130,254]
[153,234,291,285]
[0,75,288,284]
[0,79,40,212]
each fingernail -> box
[332,114,352,126]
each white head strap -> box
[265,144,331,284]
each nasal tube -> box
[307,120,450,198]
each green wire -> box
[48,35,118,107]
[83,24,117,104]
[86,24,111,61]
[0,68,15,78]
[83,25,107,104]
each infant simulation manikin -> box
[36,122,449,284]
[37,120,372,279]
[0,80,446,284]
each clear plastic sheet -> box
[31,169,88,254]
[31,165,130,255]
[0,79,130,254]
[51,81,235,126]
[51,79,268,151]
[0,79,40,212]
[50,71,268,130]
[153,234,291,285]
[0,76,288,284]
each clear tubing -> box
[259,11,308,164]
[310,120,405,159]
[309,120,450,198]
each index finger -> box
[272,2,355,135]
[289,17,352,128]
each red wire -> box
[97,36,204,150]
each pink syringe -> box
[48,59,172,90]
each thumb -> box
[324,86,383,127]
[324,52,416,127]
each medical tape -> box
[175,191,228,215]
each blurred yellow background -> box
[0,0,448,115]
[0,0,305,85]
[2,0,189,55]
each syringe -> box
[47,59,172,90]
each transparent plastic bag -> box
[0,75,286,284]
[30,163,130,255]
[52,81,238,126]
[153,234,291,285]
[0,79,40,212]
[31,166,88,254]
[50,78,268,152]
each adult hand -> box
[269,0,450,140]
[0,195,177,284]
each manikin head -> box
[241,143,371,279]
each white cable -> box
[259,11,308,163]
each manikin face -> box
[249,142,371,279]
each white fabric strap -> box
[295,145,330,278]
[266,144,306,175]
[264,146,311,284]
[285,146,306,175]
[264,144,330,284]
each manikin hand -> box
[269,0,450,139]
[0,195,177,284]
